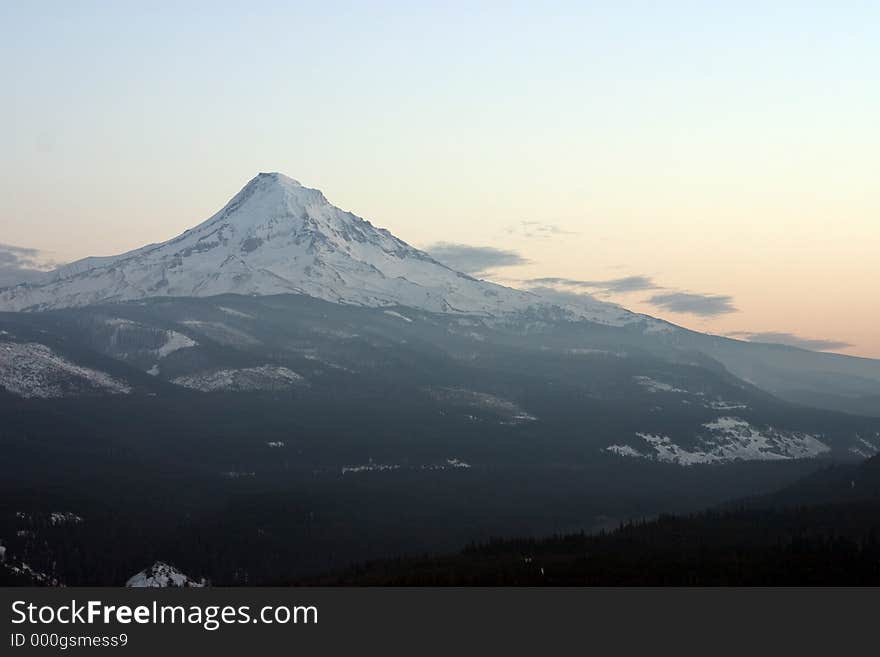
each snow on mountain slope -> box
[104,318,197,358]
[426,387,538,424]
[0,341,132,398]
[126,562,205,587]
[0,173,642,327]
[154,329,197,358]
[604,417,831,466]
[171,365,305,392]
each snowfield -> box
[604,416,830,465]
[0,342,132,398]
[171,365,305,392]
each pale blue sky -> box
[2,2,878,355]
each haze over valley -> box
[3,3,879,588]
[2,173,879,585]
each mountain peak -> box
[251,171,303,189]
[257,171,298,182]
[0,173,640,328]
[223,171,327,212]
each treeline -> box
[308,503,880,586]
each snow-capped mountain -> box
[3,172,879,416]
[126,561,205,587]
[0,173,640,327]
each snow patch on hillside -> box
[850,435,880,459]
[155,330,197,358]
[126,562,205,588]
[604,417,830,465]
[342,458,472,475]
[383,310,412,323]
[633,376,689,394]
[342,462,400,475]
[172,365,304,392]
[1,559,60,586]
[422,457,472,470]
[104,318,196,358]
[427,387,537,424]
[705,399,748,410]
[180,320,259,346]
[569,348,628,357]
[0,342,131,398]
[222,471,255,479]
[604,444,643,458]
[218,306,254,319]
[49,512,83,526]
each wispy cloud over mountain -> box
[0,243,59,288]
[523,286,624,309]
[645,292,737,317]
[424,243,530,276]
[729,331,853,352]
[505,221,576,239]
[526,275,658,294]
[523,275,736,318]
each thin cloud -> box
[526,275,658,294]
[425,243,530,276]
[0,243,42,267]
[526,286,605,307]
[728,331,853,352]
[646,292,737,317]
[506,221,577,239]
[526,274,734,318]
[0,243,58,288]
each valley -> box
[0,173,878,586]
